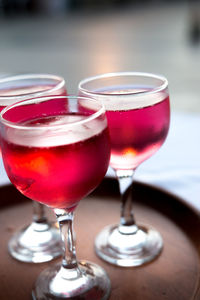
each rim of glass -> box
[0,95,106,130]
[0,73,65,100]
[78,71,168,97]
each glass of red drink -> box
[0,95,111,299]
[0,73,66,263]
[79,72,170,267]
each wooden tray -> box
[0,178,199,300]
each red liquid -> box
[1,114,110,210]
[103,87,170,170]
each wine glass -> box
[0,95,111,299]
[79,72,170,267]
[0,73,66,263]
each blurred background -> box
[0,0,199,112]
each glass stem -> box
[32,201,50,232]
[33,201,48,224]
[116,169,138,234]
[54,209,80,273]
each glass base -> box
[95,223,163,267]
[32,261,111,300]
[8,222,62,263]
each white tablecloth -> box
[0,111,199,214]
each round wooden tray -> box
[0,178,199,300]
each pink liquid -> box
[103,87,170,170]
[1,114,110,210]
